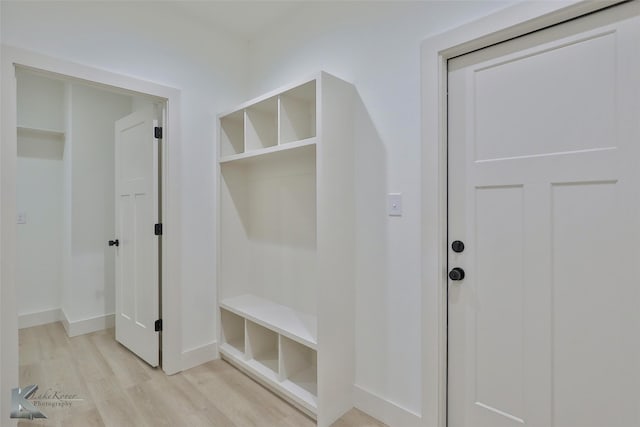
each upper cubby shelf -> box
[218,137,316,165]
[218,78,318,164]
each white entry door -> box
[114,107,160,367]
[448,4,640,427]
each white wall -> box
[1,1,250,353]
[247,1,516,416]
[16,71,65,318]
[16,150,64,316]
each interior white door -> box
[114,107,160,367]
[448,4,640,427]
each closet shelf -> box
[219,137,316,165]
[220,294,317,349]
[17,126,65,138]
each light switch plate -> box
[388,193,402,216]
[17,212,27,224]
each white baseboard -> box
[61,310,115,337]
[354,384,422,427]
[18,308,63,329]
[182,341,219,371]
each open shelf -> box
[246,97,277,152]
[221,294,317,349]
[220,110,244,157]
[279,80,316,144]
[219,137,316,165]
[220,308,245,356]
[246,320,279,374]
[280,335,317,397]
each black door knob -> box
[451,240,465,253]
[449,267,465,281]
[108,239,119,247]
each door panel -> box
[474,185,525,422]
[551,181,626,427]
[473,31,616,161]
[448,4,640,427]
[115,107,159,367]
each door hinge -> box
[154,126,163,139]
[155,223,163,236]
[154,319,162,332]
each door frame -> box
[419,1,626,426]
[1,46,182,419]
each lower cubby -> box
[218,305,318,417]
[280,335,318,397]
[220,308,245,356]
[246,320,279,373]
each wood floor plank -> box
[19,323,388,427]
[60,407,105,427]
[19,327,41,366]
[183,365,268,426]
[90,330,152,389]
[69,333,114,383]
[330,409,387,427]
[94,396,149,427]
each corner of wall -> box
[61,310,114,338]
[18,308,63,329]
[353,384,422,427]
[181,341,219,372]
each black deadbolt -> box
[449,267,465,281]
[451,240,465,253]
[108,239,119,247]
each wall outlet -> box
[388,193,402,216]
[17,212,27,224]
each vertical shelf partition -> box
[217,72,355,426]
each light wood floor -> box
[18,323,386,427]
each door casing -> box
[1,47,183,422]
[420,1,629,426]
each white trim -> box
[181,342,219,371]
[18,308,63,329]
[353,385,421,427]
[61,311,115,338]
[420,1,626,426]
[1,47,183,422]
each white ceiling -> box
[163,1,307,41]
